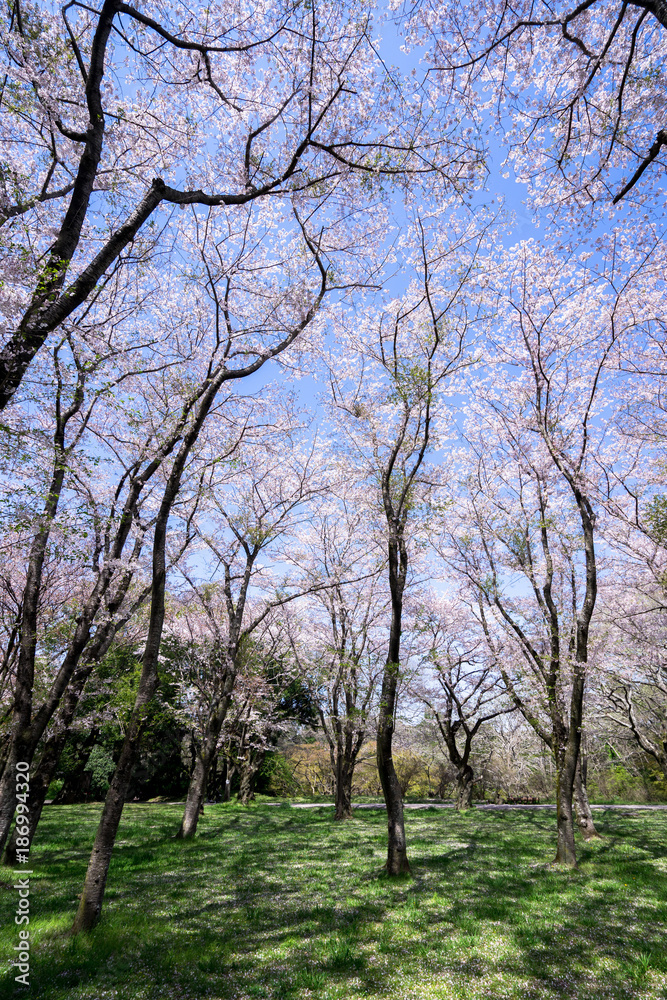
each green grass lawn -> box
[0,802,665,999]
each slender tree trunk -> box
[455,763,474,810]
[176,671,236,838]
[71,694,156,933]
[377,521,410,874]
[573,753,600,840]
[221,758,233,802]
[377,661,409,874]
[70,265,324,931]
[3,724,68,865]
[72,439,183,933]
[176,754,208,839]
[553,681,583,867]
[0,499,144,854]
[0,421,73,850]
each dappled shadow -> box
[1,803,666,999]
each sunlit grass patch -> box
[0,802,665,998]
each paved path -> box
[275,801,667,811]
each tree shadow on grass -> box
[1,804,666,1000]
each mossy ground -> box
[0,802,665,999]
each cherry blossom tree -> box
[70,212,335,931]
[169,430,330,839]
[0,0,479,409]
[326,207,488,873]
[597,493,667,782]
[286,496,388,819]
[439,231,665,863]
[0,297,204,859]
[403,0,667,208]
[410,595,514,809]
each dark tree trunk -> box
[238,753,260,805]
[377,662,409,874]
[573,752,600,840]
[377,490,410,874]
[71,694,156,934]
[176,675,235,838]
[3,748,55,866]
[554,751,578,866]
[221,758,234,802]
[334,757,354,820]
[72,416,192,932]
[0,485,147,855]
[2,717,77,865]
[455,763,474,810]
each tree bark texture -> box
[455,763,474,810]
[377,449,413,874]
[377,655,409,874]
[239,752,261,805]
[554,748,578,867]
[334,755,355,820]
[177,755,208,839]
[573,753,600,840]
[71,702,154,934]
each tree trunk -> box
[573,753,600,840]
[71,700,155,933]
[377,663,409,874]
[334,758,354,820]
[377,504,410,876]
[554,744,578,867]
[2,722,69,865]
[72,436,184,933]
[176,754,207,839]
[455,763,474,810]
[0,495,146,855]
[238,757,258,805]
[176,675,235,838]
[221,758,233,802]
[3,621,141,865]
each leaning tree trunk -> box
[72,441,183,933]
[71,692,156,934]
[3,730,66,865]
[177,662,237,838]
[71,355,253,933]
[4,600,152,865]
[176,754,208,839]
[573,752,600,840]
[455,763,474,811]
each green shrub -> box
[46,779,63,799]
[84,745,116,797]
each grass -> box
[0,802,665,999]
